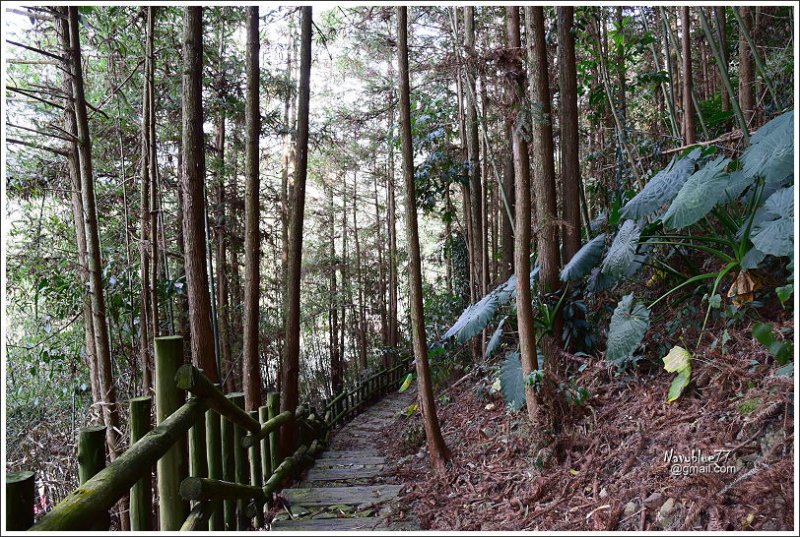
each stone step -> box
[283,485,403,508]
[271,516,415,531]
[315,456,387,467]
[306,466,384,481]
[319,450,381,459]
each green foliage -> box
[560,233,606,282]
[498,351,526,412]
[662,346,692,402]
[750,187,793,257]
[398,373,414,393]
[442,267,539,344]
[620,148,701,220]
[662,155,740,229]
[606,294,651,364]
[484,317,506,359]
[600,220,642,278]
[752,322,793,366]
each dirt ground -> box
[380,326,794,531]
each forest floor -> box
[380,323,794,531]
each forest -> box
[2,3,797,533]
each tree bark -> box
[242,6,262,412]
[386,98,399,351]
[57,10,100,407]
[507,6,540,424]
[681,7,696,144]
[181,7,219,382]
[280,6,312,458]
[715,7,729,112]
[397,6,450,469]
[328,187,343,395]
[463,6,485,300]
[352,179,368,371]
[67,6,122,459]
[558,6,582,262]
[738,7,755,125]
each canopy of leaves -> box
[606,294,650,364]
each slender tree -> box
[715,7,730,112]
[242,6,262,412]
[738,7,755,125]
[558,6,582,262]
[280,6,312,457]
[397,5,450,469]
[506,6,539,423]
[681,7,696,144]
[181,7,219,382]
[67,6,122,458]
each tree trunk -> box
[147,8,159,349]
[386,101,399,351]
[681,7,696,144]
[463,6,484,300]
[373,173,388,352]
[58,7,100,411]
[397,6,450,470]
[181,7,219,382]
[280,6,312,458]
[558,6,582,262]
[242,6,262,412]
[738,7,755,125]
[67,6,122,459]
[507,6,540,424]
[352,180,368,372]
[615,7,627,122]
[715,7,730,112]
[329,187,343,395]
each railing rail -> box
[8,336,412,532]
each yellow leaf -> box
[569,469,579,475]
[662,345,692,373]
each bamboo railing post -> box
[154,335,187,530]
[188,404,208,521]
[129,396,152,531]
[5,470,35,530]
[78,425,109,530]
[258,406,271,479]
[266,392,280,475]
[228,393,248,530]
[248,410,264,527]
[221,409,235,530]
[206,404,223,530]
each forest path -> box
[269,388,418,531]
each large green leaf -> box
[606,294,651,363]
[751,187,794,258]
[561,233,607,281]
[662,156,744,229]
[737,111,794,185]
[442,267,540,344]
[484,317,507,359]
[621,148,701,220]
[499,351,526,411]
[601,220,641,278]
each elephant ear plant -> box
[561,111,795,400]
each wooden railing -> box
[4,336,412,532]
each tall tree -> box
[66,6,122,458]
[463,6,485,300]
[242,6,262,412]
[181,6,219,382]
[280,5,312,457]
[386,91,399,351]
[558,6,582,262]
[397,6,450,469]
[506,6,539,423]
[738,7,755,125]
[681,7,696,144]
[715,7,730,112]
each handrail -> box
[175,365,261,434]
[30,398,208,531]
[240,410,292,449]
